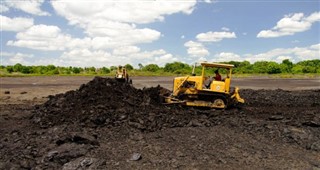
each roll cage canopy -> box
[200,62,234,69]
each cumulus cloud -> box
[1,52,34,65]
[184,41,209,57]
[113,46,141,56]
[211,52,242,62]
[1,15,34,32]
[7,24,72,51]
[50,1,195,49]
[0,4,9,13]
[206,43,319,63]
[57,48,174,67]
[221,27,230,31]
[257,12,320,38]
[153,53,178,66]
[243,44,320,63]
[3,1,199,67]
[196,31,237,42]
[52,1,196,24]
[3,0,50,16]
[202,0,216,3]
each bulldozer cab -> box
[200,62,234,94]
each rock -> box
[80,158,93,167]
[62,157,98,170]
[20,91,27,94]
[269,115,284,120]
[4,91,10,94]
[130,153,141,161]
[45,151,59,161]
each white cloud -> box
[7,24,72,51]
[202,0,216,3]
[211,52,242,62]
[153,53,178,66]
[291,40,300,43]
[1,52,34,65]
[113,46,141,56]
[196,31,237,42]
[221,27,230,31]
[52,1,196,24]
[257,12,320,38]
[4,0,50,16]
[0,4,9,13]
[243,44,320,63]
[50,1,196,49]
[57,48,174,67]
[184,41,209,57]
[59,49,114,67]
[129,49,167,60]
[310,43,320,50]
[1,15,34,32]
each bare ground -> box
[0,76,319,169]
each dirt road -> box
[1,76,319,104]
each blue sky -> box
[1,0,319,68]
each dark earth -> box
[0,76,320,169]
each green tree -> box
[13,63,23,72]
[280,59,293,73]
[238,61,253,73]
[125,64,134,70]
[138,63,144,70]
[100,67,110,74]
[110,66,117,71]
[47,64,56,71]
[142,64,160,72]
[267,62,281,74]
[292,65,303,74]
[164,62,191,73]
[6,66,14,73]
[21,66,31,74]
[252,61,269,73]
[72,67,81,74]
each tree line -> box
[1,59,319,75]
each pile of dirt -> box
[32,77,202,132]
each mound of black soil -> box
[32,77,206,132]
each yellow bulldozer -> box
[164,62,244,109]
[115,65,132,84]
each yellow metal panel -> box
[210,81,225,92]
[224,78,230,93]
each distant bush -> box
[1,59,319,76]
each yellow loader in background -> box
[115,65,132,84]
[165,62,244,109]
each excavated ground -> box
[0,77,320,169]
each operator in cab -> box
[214,70,221,81]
